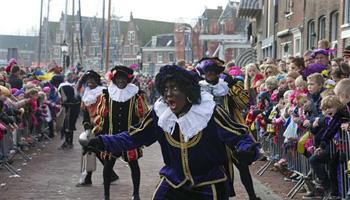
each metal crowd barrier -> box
[0,117,53,178]
[256,126,350,200]
[256,126,285,176]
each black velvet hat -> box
[111,65,133,76]
[155,64,201,104]
[197,57,225,74]
[84,70,102,85]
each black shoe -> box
[131,194,140,200]
[59,142,68,149]
[67,143,74,149]
[76,181,92,187]
[111,174,119,183]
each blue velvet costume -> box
[97,102,257,199]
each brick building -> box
[142,34,175,76]
[0,35,38,66]
[238,0,342,61]
[340,0,350,54]
[276,0,304,59]
[304,0,340,52]
[198,2,250,63]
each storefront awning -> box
[237,0,261,18]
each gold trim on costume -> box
[211,184,217,200]
[108,98,113,135]
[216,106,248,131]
[129,117,153,136]
[214,117,242,136]
[192,173,227,187]
[179,132,195,186]
[151,177,165,200]
[164,131,202,148]
[127,96,134,132]
[163,176,188,188]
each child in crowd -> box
[303,95,349,199]
[286,71,300,90]
[244,63,264,106]
[295,76,308,94]
[290,57,305,74]
[307,73,325,111]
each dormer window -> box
[128,31,135,44]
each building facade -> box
[142,34,175,76]
[237,0,343,61]
[0,35,38,66]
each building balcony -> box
[237,0,262,18]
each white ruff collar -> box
[199,79,229,97]
[108,83,139,102]
[154,92,216,142]
[82,86,105,106]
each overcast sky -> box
[0,0,234,35]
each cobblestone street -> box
[0,120,282,200]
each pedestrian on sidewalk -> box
[87,64,261,200]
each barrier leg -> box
[0,160,20,177]
[255,160,270,175]
[289,178,305,198]
[16,148,32,162]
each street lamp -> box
[61,40,68,71]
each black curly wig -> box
[155,64,201,104]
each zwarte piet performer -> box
[101,65,148,200]
[87,64,260,200]
[75,70,119,187]
[198,57,261,200]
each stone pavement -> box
[0,120,283,200]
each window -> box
[285,0,293,15]
[124,46,129,54]
[281,42,291,59]
[330,11,339,42]
[152,36,157,47]
[128,31,135,44]
[308,20,316,49]
[92,33,99,43]
[294,37,301,56]
[168,53,174,62]
[147,54,152,62]
[318,16,326,40]
[157,53,163,63]
[56,33,61,43]
[344,0,350,24]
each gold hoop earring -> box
[187,97,192,104]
